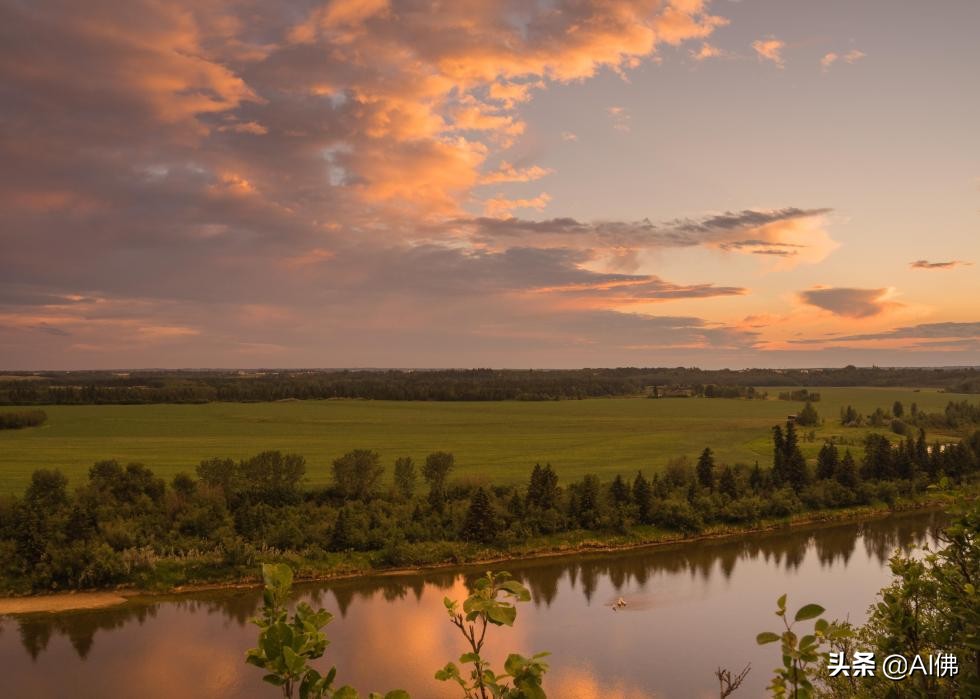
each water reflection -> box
[0,510,947,699]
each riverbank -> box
[1,488,965,615]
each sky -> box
[0,0,978,370]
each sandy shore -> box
[0,592,128,615]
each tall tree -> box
[816,442,839,481]
[632,471,653,524]
[423,451,454,510]
[332,449,384,501]
[610,474,630,505]
[836,449,858,488]
[892,400,904,418]
[526,463,560,511]
[393,456,416,500]
[718,465,738,499]
[696,447,716,491]
[330,506,354,551]
[460,487,498,543]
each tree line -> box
[0,409,47,430]
[2,366,979,405]
[1,424,978,594]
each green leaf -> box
[757,632,780,645]
[794,604,825,622]
[486,604,517,626]
[459,652,480,664]
[777,594,787,611]
[383,691,411,699]
[333,686,360,699]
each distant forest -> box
[0,366,978,405]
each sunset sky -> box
[1,0,978,369]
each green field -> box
[0,387,971,495]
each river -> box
[0,510,947,698]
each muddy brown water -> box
[0,510,948,698]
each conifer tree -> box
[696,447,715,491]
[632,471,653,523]
[461,487,498,543]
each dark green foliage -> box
[772,421,808,491]
[393,457,416,500]
[861,433,895,481]
[525,463,560,511]
[330,507,354,552]
[796,401,819,427]
[892,400,904,418]
[631,471,653,524]
[609,474,630,505]
[718,466,738,499]
[460,488,498,543]
[696,448,715,491]
[570,474,602,529]
[197,457,239,499]
[0,409,47,429]
[7,366,980,406]
[422,452,454,510]
[835,450,858,488]
[239,451,306,506]
[816,442,839,481]
[332,450,384,501]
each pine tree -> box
[719,465,738,499]
[772,425,786,486]
[575,475,602,529]
[460,487,498,543]
[784,421,809,491]
[526,463,560,511]
[610,474,630,505]
[797,401,820,427]
[816,442,839,480]
[836,450,858,488]
[632,471,653,524]
[696,447,715,491]
[330,507,354,551]
[749,462,764,492]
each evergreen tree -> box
[861,433,894,480]
[772,425,786,486]
[610,474,630,505]
[719,465,738,499]
[892,400,904,418]
[749,462,765,492]
[393,456,416,500]
[816,442,839,480]
[460,487,498,543]
[526,463,560,511]
[783,421,809,491]
[632,471,653,524]
[836,450,858,488]
[330,507,354,551]
[696,447,715,491]
[574,475,602,529]
[506,491,525,518]
[797,401,820,427]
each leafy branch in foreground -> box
[246,563,408,699]
[437,570,550,699]
[756,595,850,699]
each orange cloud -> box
[752,37,785,66]
[484,193,552,218]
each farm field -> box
[0,386,972,495]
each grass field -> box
[0,387,973,495]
